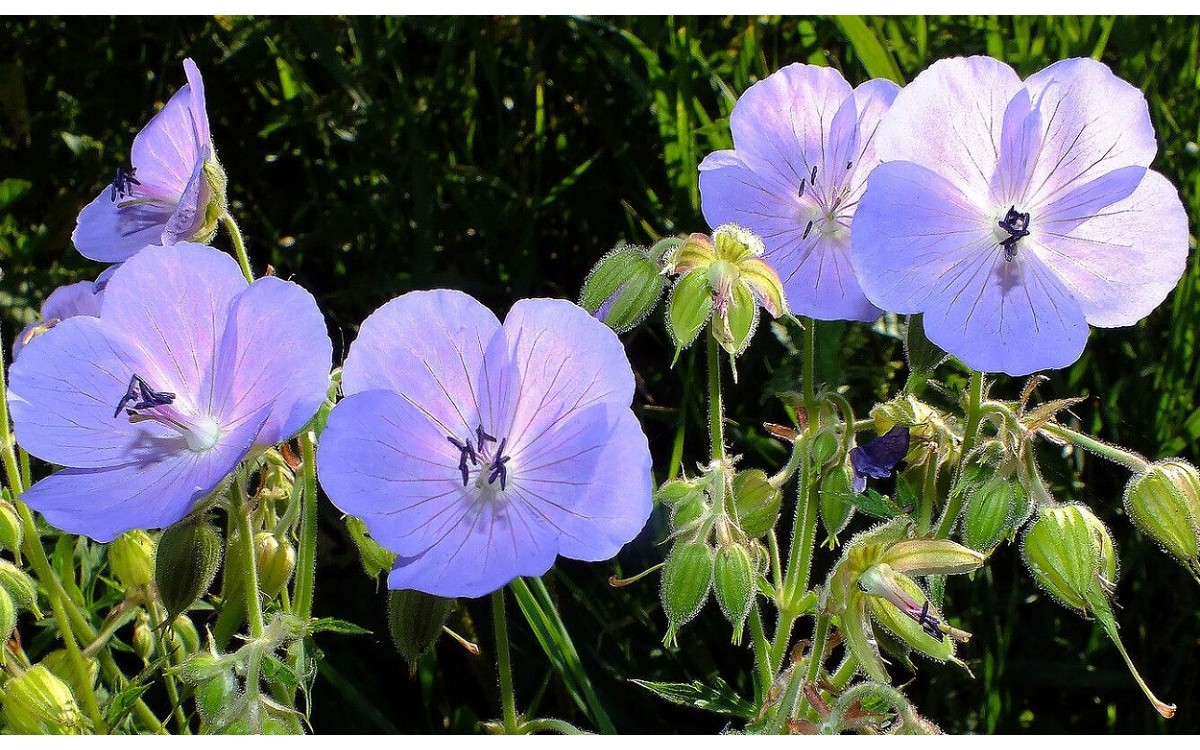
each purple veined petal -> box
[130,59,210,194]
[99,244,247,409]
[385,486,562,598]
[487,298,636,460]
[342,289,500,440]
[94,264,120,292]
[852,161,997,314]
[1021,58,1157,210]
[698,150,799,242]
[823,93,860,195]
[317,389,470,558]
[990,89,1044,207]
[728,64,855,195]
[210,276,332,445]
[12,281,105,360]
[18,405,266,543]
[161,152,212,245]
[921,247,1089,376]
[849,78,901,173]
[506,403,652,561]
[876,56,1024,199]
[72,190,177,263]
[1034,165,1144,232]
[7,316,176,469]
[1031,169,1188,328]
[771,227,882,322]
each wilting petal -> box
[850,425,911,494]
[72,191,177,263]
[211,276,331,444]
[161,155,211,245]
[1021,58,1157,209]
[18,406,264,542]
[876,56,1023,198]
[1032,170,1188,327]
[921,248,1088,376]
[130,59,210,194]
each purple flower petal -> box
[850,425,910,494]
[12,281,104,360]
[130,59,210,194]
[72,192,177,264]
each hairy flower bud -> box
[254,532,297,599]
[108,530,156,591]
[732,469,781,538]
[0,665,84,735]
[810,431,840,468]
[712,543,755,644]
[156,519,223,621]
[0,559,41,618]
[658,478,710,534]
[1021,505,1117,614]
[963,477,1021,553]
[132,611,156,663]
[0,499,22,555]
[388,588,454,673]
[660,541,714,647]
[42,649,99,690]
[579,245,668,334]
[1124,459,1200,573]
[819,464,856,544]
[0,588,14,640]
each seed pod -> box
[660,541,714,646]
[254,532,297,599]
[0,664,84,735]
[0,587,14,641]
[155,518,223,621]
[388,588,455,673]
[819,464,856,543]
[1021,504,1117,614]
[1124,459,1200,568]
[810,431,840,468]
[108,530,156,591]
[732,469,781,538]
[0,559,41,617]
[132,611,156,663]
[0,499,22,555]
[963,478,1017,552]
[712,544,755,644]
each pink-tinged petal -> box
[922,250,1089,376]
[508,403,652,561]
[211,276,332,444]
[770,231,881,322]
[162,155,211,245]
[991,89,1044,206]
[490,298,635,458]
[1032,169,1188,328]
[385,492,561,599]
[317,390,468,557]
[100,244,247,409]
[728,64,854,194]
[130,59,210,194]
[72,190,176,263]
[8,317,173,469]
[852,161,997,313]
[1021,58,1157,209]
[19,406,265,543]
[877,56,1023,198]
[342,289,500,439]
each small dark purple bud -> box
[849,426,910,494]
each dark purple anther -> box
[475,426,496,449]
[998,206,1031,262]
[810,165,818,184]
[110,166,141,202]
[846,160,853,170]
[115,374,174,418]
[487,438,511,490]
[447,435,479,487]
[798,179,806,199]
[802,221,814,240]
[917,601,945,642]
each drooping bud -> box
[963,477,1021,553]
[388,588,454,673]
[1021,505,1116,614]
[1123,459,1200,574]
[660,541,714,647]
[0,588,14,641]
[712,543,755,644]
[0,559,41,618]
[819,464,856,545]
[155,518,223,621]
[579,245,668,334]
[132,611,156,663]
[254,532,297,599]
[0,499,22,554]
[108,530,156,591]
[732,469,781,539]
[0,664,84,735]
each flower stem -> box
[49,594,108,733]
[233,483,265,639]
[492,588,520,734]
[1040,422,1150,473]
[221,213,254,283]
[935,369,984,539]
[293,431,319,620]
[706,329,725,462]
[747,602,773,704]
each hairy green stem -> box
[1040,422,1150,473]
[294,431,319,620]
[935,370,984,539]
[49,595,108,733]
[706,330,725,462]
[518,717,592,735]
[747,602,773,704]
[233,484,265,639]
[492,588,520,733]
[221,213,254,283]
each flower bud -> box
[1021,504,1117,614]
[810,431,840,468]
[170,614,201,655]
[660,541,714,647]
[42,649,99,690]
[712,543,755,644]
[819,464,856,544]
[963,478,1020,553]
[155,519,223,621]
[667,269,715,357]
[254,532,296,599]
[0,588,14,640]
[132,611,156,663]
[108,530,156,591]
[0,499,22,555]
[193,158,228,244]
[388,588,454,673]
[1123,459,1200,571]
[0,664,84,734]
[732,469,781,539]
[0,559,41,617]
[658,479,710,534]
[579,246,667,334]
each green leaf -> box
[630,676,755,720]
[834,16,906,84]
[308,617,371,636]
[0,178,31,212]
[848,488,907,521]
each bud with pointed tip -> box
[819,464,856,545]
[0,499,22,555]
[388,588,454,672]
[254,532,296,599]
[0,559,41,618]
[133,611,156,663]
[964,477,1021,553]
[1124,459,1200,575]
[732,469,781,539]
[155,519,223,621]
[579,245,668,334]
[713,544,755,644]
[0,664,84,734]
[109,530,156,591]
[0,588,14,640]
[660,541,714,647]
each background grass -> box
[2,16,1198,733]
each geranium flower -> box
[12,281,104,359]
[849,425,910,494]
[72,59,225,264]
[316,290,653,598]
[850,57,1189,375]
[7,244,331,541]
[698,64,900,321]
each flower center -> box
[797,164,852,242]
[114,373,221,453]
[447,425,513,493]
[997,206,1031,262]
[109,165,141,202]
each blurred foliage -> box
[1,15,1198,733]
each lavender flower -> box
[12,281,104,359]
[698,64,899,321]
[316,290,653,598]
[851,57,1189,375]
[7,244,331,541]
[72,59,226,264]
